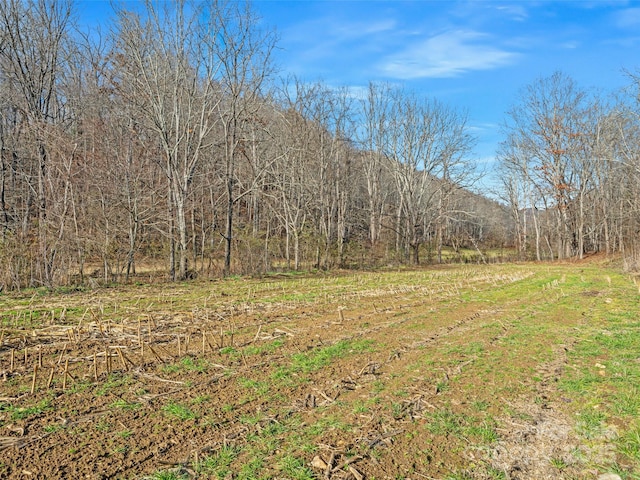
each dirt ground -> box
[0,264,637,479]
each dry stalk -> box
[46,367,54,389]
[57,343,67,366]
[30,364,38,394]
[93,352,98,381]
[113,347,128,371]
[145,343,164,363]
[324,451,336,480]
[105,350,111,374]
[252,324,262,343]
[62,359,69,390]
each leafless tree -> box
[0,0,74,286]
[212,0,277,276]
[113,0,228,280]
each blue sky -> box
[79,0,640,191]
[250,0,640,190]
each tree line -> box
[0,0,637,290]
[498,71,640,268]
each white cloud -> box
[378,30,517,79]
[495,4,529,22]
[612,7,640,29]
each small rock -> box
[311,455,327,470]
[598,474,622,480]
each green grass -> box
[2,262,640,478]
[95,374,132,396]
[278,455,314,480]
[619,425,640,463]
[109,398,141,411]
[162,356,210,374]
[0,399,51,420]
[425,410,464,436]
[162,402,197,421]
[146,470,189,480]
[197,446,240,478]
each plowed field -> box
[1,262,639,479]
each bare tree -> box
[358,82,393,248]
[499,72,605,260]
[212,0,277,276]
[385,90,475,264]
[113,0,227,280]
[0,0,74,286]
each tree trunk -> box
[224,176,234,277]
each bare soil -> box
[0,264,637,479]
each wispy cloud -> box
[611,7,640,29]
[495,4,529,22]
[378,30,518,79]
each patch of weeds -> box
[95,419,111,432]
[426,410,464,436]
[192,395,210,405]
[306,415,352,436]
[243,338,284,356]
[246,431,279,455]
[219,346,237,356]
[0,399,51,420]
[163,356,210,374]
[483,466,507,479]
[549,457,568,470]
[96,374,130,396]
[146,470,189,480]
[472,400,489,411]
[559,370,604,395]
[435,380,449,393]
[43,423,64,434]
[444,472,473,480]
[352,401,369,414]
[163,402,197,421]
[261,420,287,437]
[118,429,133,439]
[278,455,314,480]
[575,409,606,439]
[240,411,264,425]
[465,420,498,443]
[372,380,386,394]
[612,387,640,418]
[112,444,128,454]
[69,380,93,394]
[618,425,640,462]
[198,445,240,478]
[391,402,405,419]
[238,377,270,396]
[290,339,375,373]
[237,456,265,480]
[109,399,141,411]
